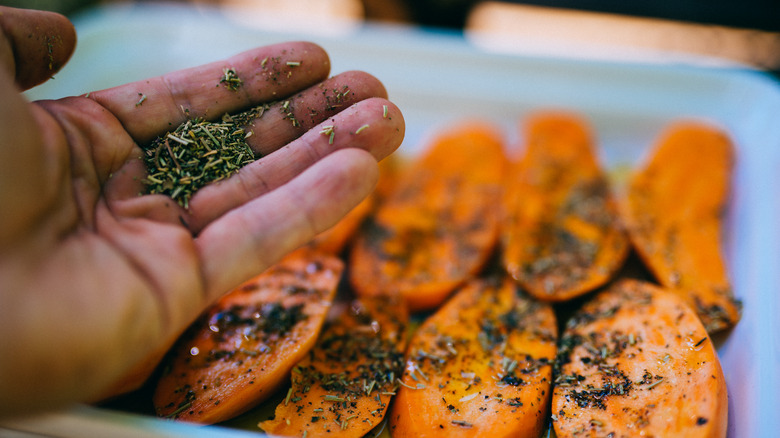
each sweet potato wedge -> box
[308,155,402,255]
[152,248,342,424]
[260,295,408,437]
[308,195,374,255]
[622,123,740,333]
[503,113,629,301]
[551,278,727,438]
[350,123,506,312]
[388,277,558,437]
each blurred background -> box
[2,0,779,71]
[4,0,779,31]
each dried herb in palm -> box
[142,104,269,208]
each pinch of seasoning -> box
[382,105,388,118]
[284,387,293,406]
[646,377,665,389]
[46,36,56,70]
[220,68,242,91]
[365,380,377,396]
[166,401,192,418]
[459,393,479,403]
[142,105,265,207]
[355,124,370,135]
[452,420,473,428]
[341,415,357,430]
[136,93,147,107]
[397,379,418,390]
[287,61,302,67]
[320,125,336,144]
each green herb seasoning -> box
[220,68,243,91]
[320,125,335,144]
[280,100,300,128]
[261,296,406,435]
[142,104,269,208]
[45,35,59,71]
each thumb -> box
[0,6,76,91]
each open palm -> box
[0,7,404,415]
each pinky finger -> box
[195,147,378,300]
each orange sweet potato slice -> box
[502,113,629,302]
[152,247,342,424]
[349,123,507,312]
[551,279,727,438]
[306,154,402,256]
[308,195,374,255]
[260,295,407,437]
[388,277,558,437]
[622,123,740,333]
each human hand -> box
[0,6,404,416]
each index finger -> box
[88,41,330,144]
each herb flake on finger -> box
[280,100,301,128]
[136,93,147,107]
[220,68,242,91]
[320,125,336,144]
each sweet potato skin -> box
[152,248,342,424]
[260,295,407,437]
[349,123,507,312]
[503,113,629,302]
[622,123,740,333]
[552,279,727,438]
[389,277,558,437]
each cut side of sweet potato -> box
[622,122,740,333]
[552,278,728,437]
[308,195,374,255]
[503,112,629,302]
[260,295,407,437]
[152,248,342,424]
[306,155,402,256]
[389,276,558,437]
[349,123,507,312]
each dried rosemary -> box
[142,104,268,208]
[220,68,242,91]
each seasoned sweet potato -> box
[552,279,727,437]
[373,153,403,203]
[308,195,374,255]
[152,248,342,424]
[307,155,402,255]
[350,123,507,312]
[260,295,408,437]
[388,277,558,437]
[503,113,629,301]
[622,123,740,333]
